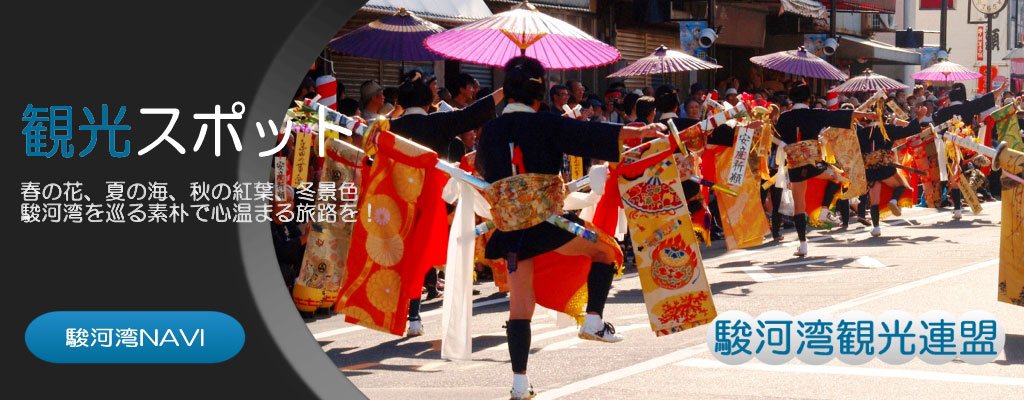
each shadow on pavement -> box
[995,333,1024,366]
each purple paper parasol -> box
[423,0,619,70]
[750,47,848,81]
[911,61,983,81]
[327,8,445,62]
[607,45,721,78]
[829,69,908,93]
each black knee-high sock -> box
[822,181,841,207]
[870,205,880,227]
[891,186,905,201]
[770,187,783,237]
[952,189,963,210]
[506,319,531,373]
[794,213,807,242]
[771,212,782,237]
[423,268,437,289]
[586,262,615,317]
[837,199,850,225]
[408,299,421,321]
[857,195,868,219]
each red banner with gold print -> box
[335,131,449,335]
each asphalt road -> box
[307,202,1023,399]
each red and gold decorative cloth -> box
[903,133,942,207]
[530,222,623,324]
[334,131,449,335]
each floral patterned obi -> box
[863,149,895,169]
[482,173,566,232]
[785,139,823,169]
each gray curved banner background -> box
[237,1,368,399]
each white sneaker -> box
[871,226,881,237]
[510,374,534,400]
[823,209,843,226]
[952,209,962,220]
[887,199,902,216]
[578,314,624,343]
[793,241,808,257]
[406,320,424,337]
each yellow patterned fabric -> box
[618,139,717,336]
[292,139,362,312]
[482,173,565,232]
[785,139,823,169]
[821,128,866,200]
[991,106,1024,307]
[714,149,768,250]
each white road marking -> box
[531,344,708,400]
[706,248,764,265]
[315,206,955,340]
[538,323,648,353]
[535,258,999,399]
[476,326,580,354]
[739,265,773,282]
[818,258,998,314]
[884,209,962,226]
[856,256,887,269]
[312,297,510,340]
[675,358,1024,387]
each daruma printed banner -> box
[617,139,717,336]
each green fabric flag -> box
[990,103,1024,152]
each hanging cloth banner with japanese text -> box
[290,128,314,187]
[725,125,756,187]
[292,139,364,313]
[713,144,769,251]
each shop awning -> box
[820,0,896,14]
[363,0,492,23]
[780,0,895,17]
[489,0,591,12]
[838,34,920,65]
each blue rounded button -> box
[25,311,244,364]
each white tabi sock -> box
[512,374,530,393]
[582,314,604,332]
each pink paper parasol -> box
[607,45,721,78]
[911,60,982,81]
[749,47,847,81]
[829,69,908,93]
[423,0,619,70]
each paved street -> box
[307,203,1023,399]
